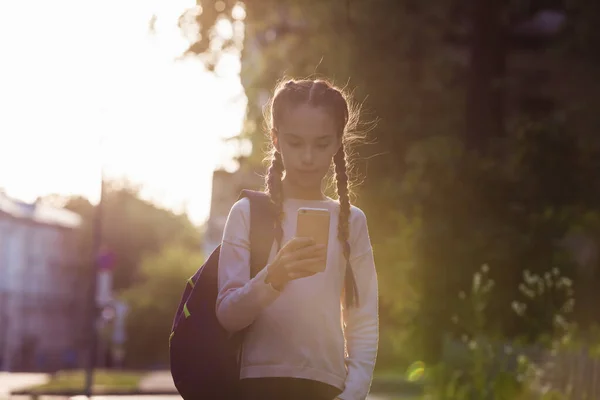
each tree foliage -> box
[180,0,600,365]
[64,180,201,291]
[52,181,202,367]
[121,244,203,367]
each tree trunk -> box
[466,0,507,150]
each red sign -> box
[97,248,116,271]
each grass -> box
[374,369,408,380]
[392,397,423,400]
[16,368,423,397]
[371,367,426,399]
[18,369,144,394]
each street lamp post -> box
[84,174,104,397]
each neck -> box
[282,178,325,201]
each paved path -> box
[13,395,397,400]
[138,372,176,393]
[0,373,48,399]
[2,371,399,399]
[70,396,394,400]
[135,371,395,399]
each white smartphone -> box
[296,207,330,273]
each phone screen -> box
[296,208,330,272]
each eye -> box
[316,141,331,149]
[289,140,302,148]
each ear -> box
[271,129,280,152]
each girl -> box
[216,79,379,400]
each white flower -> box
[473,272,482,292]
[519,284,535,298]
[554,314,567,329]
[544,272,553,288]
[561,298,575,313]
[484,279,495,293]
[559,277,572,288]
[540,384,551,394]
[512,301,527,316]
[536,280,545,295]
[524,269,538,285]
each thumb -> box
[288,272,303,280]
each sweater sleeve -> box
[215,198,281,333]
[338,207,379,400]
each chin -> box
[290,175,323,190]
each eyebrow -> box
[283,132,334,141]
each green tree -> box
[64,180,202,291]
[121,244,204,367]
[177,0,600,365]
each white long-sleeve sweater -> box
[216,196,379,400]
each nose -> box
[301,146,314,165]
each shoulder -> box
[347,204,370,239]
[225,198,251,228]
[222,198,251,245]
[349,204,368,226]
[347,205,372,259]
[230,197,251,214]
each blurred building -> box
[0,192,85,372]
[203,158,264,255]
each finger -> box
[287,271,316,280]
[289,244,326,260]
[286,256,327,272]
[278,254,291,267]
[284,236,315,252]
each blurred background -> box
[1,0,600,399]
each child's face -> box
[274,104,341,191]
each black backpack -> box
[169,190,275,399]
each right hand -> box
[265,237,327,290]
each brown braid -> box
[265,78,364,308]
[334,143,359,308]
[265,149,285,250]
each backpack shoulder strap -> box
[237,189,276,278]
